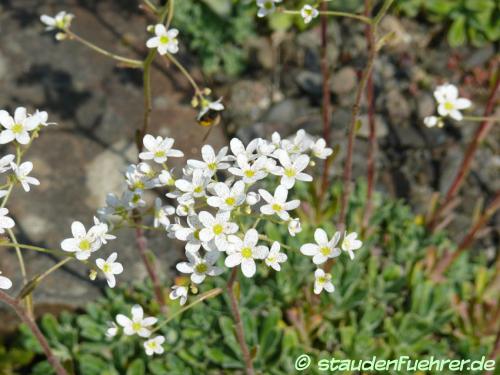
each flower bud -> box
[288,218,302,237]
[246,192,260,206]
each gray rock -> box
[331,67,357,95]
[357,114,389,139]
[386,88,412,120]
[296,70,323,97]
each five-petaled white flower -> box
[301,5,319,24]
[175,169,210,198]
[169,285,188,305]
[341,231,363,260]
[139,134,184,164]
[0,208,15,234]
[199,211,238,251]
[61,221,101,260]
[265,242,287,271]
[40,11,74,30]
[91,216,116,244]
[225,229,269,278]
[207,181,245,211]
[176,250,223,284]
[300,228,341,265]
[257,0,281,18]
[274,151,312,189]
[146,24,179,55]
[228,155,267,184]
[0,107,39,145]
[0,271,12,290]
[434,83,471,121]
[174,215,204,253]
[144,336,165,356]
[116,304,157,337]
[314,268,334,294]
[154,198,175,228]
[11,162,40,192]
[188,145,231,175]
[311,138,333,159]
[0,154,15,174]
[96,252,123,288]
[259,185,300,220]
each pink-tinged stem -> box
[0,290,67,375]
[428,66,499,231]
[319,1,333,206]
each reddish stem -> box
[428,66,499,231]
[362,0,377,231]
[319,1,333,205]
[432,191,500,279]
[0,291,67,375]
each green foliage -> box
[173,0,257,77]
[395,0,500,47]
[1,184,497,374]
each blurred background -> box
[0,0,498,331]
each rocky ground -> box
[0,1,498,329]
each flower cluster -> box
[0,106,53,289]
[424,83,472,127]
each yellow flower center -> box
[444,101,454,111]
[132,322,142,332]
[320,246,331,256]
[154,150,166,158]
[284,168,295,177]
[147,341,157,349]
[12,123,23,134]
[79,239,91,251]
[264,1,273,9]
[194,186,203,194]
[193,229,200,240]
[213,224,223,235]
[318,276,326,283]
[244,170,255,178]
[102,263,111,273]
[208,162,217,171]
[272,203,282,211]
[241,247,252,259]
[267,256,275,263]
[342,239,350,249]
[225,197,236,206]
[134,181,145,190]
[195,263,208,273]
[160,35,170,44]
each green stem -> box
[65,30,143,68]
[463,115,500,123]
[151,287,222,333]
[0,242,67,256]
[258,234,292,251]
[164,54,203,97]
[1,184,13,209]
[282,9,372,24]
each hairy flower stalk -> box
[427,67,500,231]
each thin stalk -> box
[431,191,500,279]
[258,234,292,251]
[318,0,333,207]
[6,228,32,316]
[164,54,203,97]
[362,0,377,232]
[65,30,142,68]
[428,67,499,231]
[151,287,222,333]
[0,290,67,375]
[0,242,65,255]
[1,184,13,209]
[462,115,500,122]
[282,9,371,24]
[227,268,255,375]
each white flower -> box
[197,98,225,121]
[188,145,231,176]
[154,198,175,228]
[229,138,260,159]
[174,215,204,253]
[175,169,210,199]
[311,138,332,159]
[282,129,312,155]
[423,116,443,128]
[0,154,15,173]
[341,231,363,260]
[0,208,15,234]
[257,0,281,18]
[11,162,40,192]
[300,228,341,265]
[125,163,157,190]
[146,24,179,55]
[228,155,267,184]
[61,221,102,260]
[0,107,39,145]
[314,269,334,294]
[139,134,184,163]
[225,229,269,278]
[434,83,471,121]
[198,211,238,251]
[32,110,52,127]
[40,11,74,30]
[116,305,157,338]
[246,191,260,206]
[169,285,188,305]
[301,5,319,24]
[259,185,300,220]
[144,336,165,356]
[176,250,223,284]
[265,242,287,271]
[105,321,118,338]
[176,197,195,217]
[207,181,245,211]
[159,169,176,187]
[287,218,302,237]
[90,217,116,244]
[274,151,312,189]
[0,271,12,290]
[96,252,123,288]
